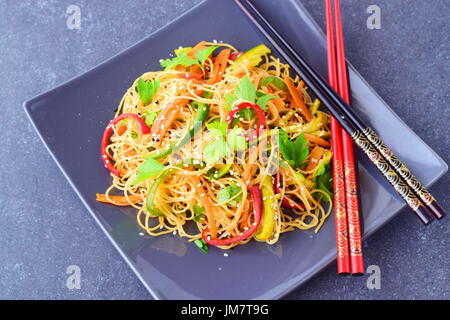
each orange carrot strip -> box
[117,125,127,136]
[208,49,231,84]
[283,75,312,122]
[188,175,217,239]
[151,90,204,142]
[96,194,142,206]
[305,146,325,171]
[303,133,330,147]
[188,41,208,58]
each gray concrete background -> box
[0,0,448,299]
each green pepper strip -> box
[151,102,210,160]
[146,168,175,216]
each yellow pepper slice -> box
[255,175,277,241]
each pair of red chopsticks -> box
[325,0,364,275]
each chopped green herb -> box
[206,120,228,137]
[225,75,277,118]
[192,205,206,222]
[137,79,160,104]
[316,164,333,203]
[132,157,166,185]
[194,46,218,64]
[203,139,228,165]
[227,127,247,151]
[160,46,218,72]
[160,51,198,70]
[277,130,309,169]
[145,110,159,126]
[194,239,208,254]
[256,94,278,110]
[217,183,242,206]
[131,132,138,139]
[260,76,287,91]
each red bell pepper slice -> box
[202,186,263,246]
[225,102,266,137]
[229,51,244,61]
[101,113,151,177]
[273,173,305,210]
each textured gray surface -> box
[0,0,448,300]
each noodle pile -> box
[97,41,333,250]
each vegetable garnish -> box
[98,41,334,250]
[101,114,151,177]
[283,75,312,121]
[226,102,267,137]
[255,176,277,241]
[132,157,166,185]
[160,43,218,71]
[230,44,271,71]
[137,78,160,104]
[192,205,206,222]
[315,164,333,203]
[152,101,210,160]
[95,194,143,206]
[202,186,263,246]
[260,76,287,91]
[194,239,209,254]
[146,168,174,217]
[203,120,247,165]
[273,173,305,210]
[145,110,159,127]
[225,75,278,119]
[217,183,243,206]
[277,130,309,169]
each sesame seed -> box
[224,253,229,257]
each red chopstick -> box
[325,0,350,275]
[326,0,364,275]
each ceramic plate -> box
[24,0,447,299]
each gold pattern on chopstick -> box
[343,160,363,256]
[362,128,435,205]
[332,159,349,258]
[350,130,422,211]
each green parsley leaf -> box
[132,157,166,185]
[227,127,247,151]
[317,165,333,203]
[314,163,326,177]
[160,51,198,70]
[225,93,238,111]
[203,139,228,165]
[260,76,287,91]
[145,110,159,126]
[131,132,138,139]
[217,183,242,206]
[278,130,309,169]
[235,75,257,103]
[137,79,160,104]
[192,205,206,222]
[256,94,278,110]
[194,239,208,254]
[206,120,227,137]
[194,46,218,64]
